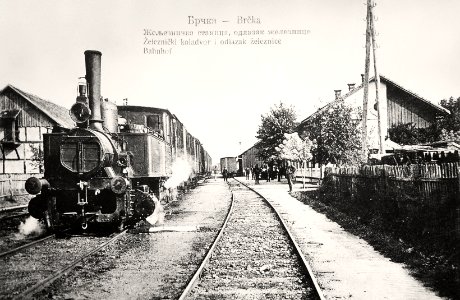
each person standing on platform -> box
[286,163,296,192]
[278,165,284,182]
[213,166,218,181]
[245,167,250,180]
[254,164,261,184]
[222,167,228,182]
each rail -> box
[13,230,128,300]
[180,178,324,299]
[0,173,36,200]
[236,178,325,300]
[178,190,235,300]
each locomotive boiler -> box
[25,50,157,231]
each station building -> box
[297,74,449,151]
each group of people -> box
[218,162,297,192]
[245,163,296,192]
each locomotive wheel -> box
[131,189,156,218]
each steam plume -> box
[18,216,45,236]
[146,194,165,226]
[164,158,192,189]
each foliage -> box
[439,128,460,141]
[438,96,460,141]
[300,101,363,166]
[276,132,313,163]
[256,102,298,162]
[388,123,439,145]
[29,144,44,172]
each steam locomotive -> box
[25,50,212,231]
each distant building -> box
[297,74,449,151]
[238,142,263,171]
[0,85,74,173]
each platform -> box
[238,177,443,300]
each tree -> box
[29,144,44,173]
[276,132,313,188]
[388,123,439,145]
[256,102,298,162]
[301,101,362,166]
[438,96,460,141]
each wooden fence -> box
[294,167,323,184]
[323,162,460,244]
[326,163,459,200]
[0,173,32,200]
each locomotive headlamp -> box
[70,102,91,123]
[110,176,129,194]
[25,177,50,195]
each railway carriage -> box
[220,156,239,177]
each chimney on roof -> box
[347,83,356,91]
[334,90,342,100]
[361,74,365,83]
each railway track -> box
[0,234,54,259]
[0,230,127,299]
[0,205,29,222]
[0,206,46,258]
[180,178,324,299]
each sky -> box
[1,0,459,164]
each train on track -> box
[25,50,212,231]
[219,156,239,177]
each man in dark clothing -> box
[222,168,228,182]
[285,164,296,192]
[278,166,284,182]
[254,164,261,184]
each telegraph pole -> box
[370,4,385,154]
[363,0,384,155]
[362,0,372,156]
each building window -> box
[146,114,163,134]
[0,109,20,146]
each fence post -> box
[456,163,460,285]
[456,164,460,240]
[8,174,13,199]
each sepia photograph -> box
[0,0,459,299]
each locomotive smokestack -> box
[84,50,103,131]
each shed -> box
[0,84,74,173]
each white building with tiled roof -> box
[298,75,449,151]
